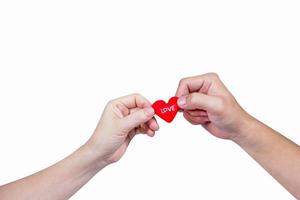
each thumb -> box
[119,107,155,133]
[177,92,223,113]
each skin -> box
[0,94,159,200]
[176,73,300,199]
[1,73,299,199]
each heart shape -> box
[152,96,179,123]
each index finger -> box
[175,75,204,97]
[175,73,217,97]
[114,93,152,109]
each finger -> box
[186,110,208,117]
[183,112,210,125]
[146,117,159,131]
[114,93,152,109]
[119,107,155,133]
[129,107,140,115]
[129,108,159,131]
[142,128,155,137]
[177,92,223,114]
[115,103,130,117]
[176,76,204,97]
[136,125,155,137]
[176,73,217,97]
[183,112,201,125]
[140,123,156,137]
[146,129,155,137]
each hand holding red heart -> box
[175,73,251,140]
[87,94,159,165]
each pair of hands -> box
[87,73,251,165]
[2,72,298,200]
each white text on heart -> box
[161,105,175,113]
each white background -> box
[1,0,300,199]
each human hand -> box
[86,94,159,165]
[176,73,251,140]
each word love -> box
[152,97,179,123]
[160,105,176,113]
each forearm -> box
[0,143,107,200]
[233,116,300,199]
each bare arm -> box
[0,144,106,200]
[233,116,300,199]
[0,94,159,200]
[176,73,300,199]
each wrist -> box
[230,113,260,146]
[79,141,110,171]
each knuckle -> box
[131,92,145,100]
[132,92,141,97]
[207,72,219,79]
[125,93,138,99]
[107,99,115,106]
[179,77,188,85]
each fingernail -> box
[144,107,154,116]
[177,96,187,107]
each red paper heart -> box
[152,96,179,123]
